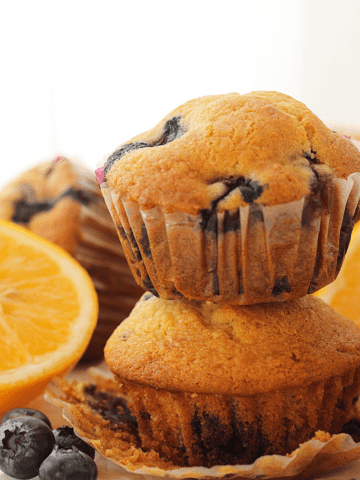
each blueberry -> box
[142,292,153,301]
[104,141,151,180]
[12,198,53,224]
[272,276,291,297]
[208,176,265,209]
[0,415,55,479]
[238,178,264,203]
[103,116,185,181]
[12,186,96,224]
[0,408,52,429]
[303,149,319,164]
[39,445,98,480]
[53,425,95,459]
[59,187,96,206]
[341,418,360,442]
[156,116,185,145]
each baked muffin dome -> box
[104,293,360,466]
[105,293,360,396]
[99,92,360,304]
[104,91,360,215]
[0,157,143,359]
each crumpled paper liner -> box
[45,366,360,480]
[98,166,360,305]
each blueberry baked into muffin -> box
[0,157,143,359]
[99,92,360,304]
[50,293,360,469]
[44,94,360,476]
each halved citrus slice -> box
[0,220,98,415]
[315,221,360,327]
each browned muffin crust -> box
[105,294,360,396]
[105,92,360,215]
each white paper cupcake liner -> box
[99,171,360,305]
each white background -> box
[0,0,360,190]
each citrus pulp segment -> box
[0,220,98,414]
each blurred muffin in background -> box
[0,157,143,359]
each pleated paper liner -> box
[45,364,360,480]
[63,160,144,359]
[99,169,360,305]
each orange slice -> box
[0,220,98,415]
[315,221,360,327]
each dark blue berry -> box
[12,187,95,224]
[143,292,154,301]
[53,425,95,459]
[103,115,186,181]
[104,142,151,179]
[12,198,53,223]
[0,415,55,479]
[39,445,98,480]
[0,408,52,429]
[213,176,264,204]
[341,418,360,442]
[272,276,291,297]
[156,116,185,145]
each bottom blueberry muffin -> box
[104,293,360,467]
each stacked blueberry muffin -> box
[97,92,360,468]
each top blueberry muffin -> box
[104,91,360,215]
[100,92,360,304]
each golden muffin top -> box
[104,91,360,215]
[105,293,360,396]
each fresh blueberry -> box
[53,425,95,459]
[0,408,52,429]
[0,415,55,479]
[39,444,98,480]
